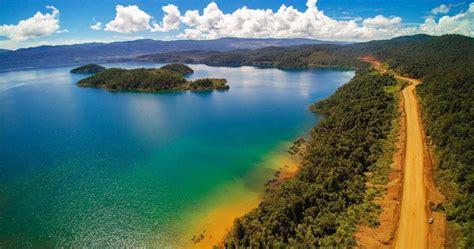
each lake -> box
[0,63,354,247]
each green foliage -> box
[374,35,474,79]
[76,64,228,92]
[137,45,362,69]
[70,63,105,74]
[225,71,398,247]
[418,69,474,248]
[160,63,194,75]
[189,78,229,90]
[77,67,186,91]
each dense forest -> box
[135,45,361,69]
[76,64,228,92]
[159,63,194,75]
[225,69,398,247]
[135,34,471,72]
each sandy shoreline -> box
[181,140,306,248]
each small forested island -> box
[70,63,106,74]
[76,64,228,92]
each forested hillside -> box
[137,34,471,73]
[134,34,439,70]
[372,35,474,78]
[0,38,341,71]
[225,69,398,247]
[136,45,361,69]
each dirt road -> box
[393,75,429,248]
[360,55,435,248]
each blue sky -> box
[0,0,473,49]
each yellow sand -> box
[182,144,300,248]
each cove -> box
[0,63,354,247]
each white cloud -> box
[179,29,204,39]
[105,5,151,33]
[103,4,182,33]
[90,22,102,30]
[432,4,451,15]
[96,0,473,41]
[151,4,181,32]
[421,3,474,36]
[4,0,472,47]
[56,29,69,34]
[173,0,415,41]
[362,15,402,28]
[171,0,474,41]
[0,6,60,41]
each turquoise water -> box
[0,63,354,247]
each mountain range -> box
[0,38,347,71]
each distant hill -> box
[135,45,359,69]
[0,38,345,71]
[134,35,473,70]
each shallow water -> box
[0,63,354,247]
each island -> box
[70,63,106,74]
[76,64,229,92]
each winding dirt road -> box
[393,75,429,249]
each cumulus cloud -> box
[362,15,402,28]
[151,4,181,32]
[90,22,102,30]
[432,4,451,15]
[56,29,69,34]
[105,5,151,33]
[421,3,474,36]
[99,0,473,41]
[0,6,60,41]
[173,0,415,41]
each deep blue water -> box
[0,63,354,247]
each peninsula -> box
[76,64,229,92]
